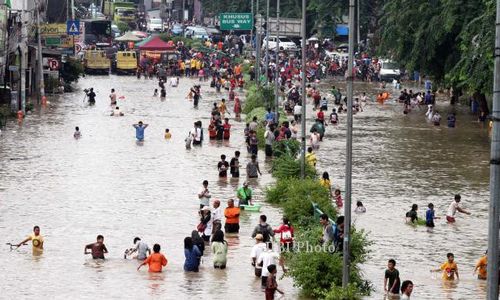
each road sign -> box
[66,20,80,35]
[48,58,59,70]
[75,43,82,53]
[45,37,61,46]
[219,13,253,31]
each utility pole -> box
[255,0,260,85]
[274,0,280,123]
[264,0,269,85]
[71,0,75,19]
[342,0,355,289]
[182,0,185,35]
[36,0,45,103]
[356,0,360,48]
[251,0,254,49]
[487,0,500,296]
[300,0,306,179]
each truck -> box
[83,50,111,75]
[113,51,138,74]
[103,1,137,24]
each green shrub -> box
[243,83,274,114]
[319,284,363,300]
[265,178,334,225]
[60,57,84,83]
[271,155,316,180]
[285,228,372,298]
[116,21,129,33]
[256,125,266,149]
[272,139,301,158]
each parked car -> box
[184,26,208,39]
[379,59,401,82]
[147,18,163,32]
[262,36,298,51]
[171,23,184,35]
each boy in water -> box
[133,121,149,142]
[164,128,172,139]
[16,225,44,254]
[265,264,284,300]
[405,204,419,223]
[137,243,168,272]
[426,203,439,227]
[446,194,471,223]
[74,126,81,139]
[474,250,488,280]
[84,235,108,259]
[432,252,459,280]
[384,259,400,296]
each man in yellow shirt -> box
[474,251,487,280]
[16,225,44,255]
[305,147,317,167]
[432,252,459,280]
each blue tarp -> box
[336,25,349,36]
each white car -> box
[262,36,297,51]
[184,26,208,39]
[147,18,163,32]
[379,59,401,82]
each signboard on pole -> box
[219,13,253,31]
[41,23,80,48]
[66,20,80,35]
[268,17,302,37]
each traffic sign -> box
[66,20,80,35]
[75,44,82,53]
[219,13,253,31]
[48,58,59,70]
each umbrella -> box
[131,31,148,38]
[115,32,142,42]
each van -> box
[115,51,137,74]
[379,59,400,82]
[83,50,110,75]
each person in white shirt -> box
[251,234,267,277]
[446,194,471,223]
[256,242,283,288]
[293,102,302,122]
[212,199,223,233]
[198,180,211,210]
[110,106,124,116]
[109,88,117,107]
[169,77,179,87]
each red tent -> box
[138,36,176,51]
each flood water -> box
[0,75,492,299]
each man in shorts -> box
[446,194,471,223]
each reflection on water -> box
[0,77,492,299]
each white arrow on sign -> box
[234,24,240,28]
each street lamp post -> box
[342,0,355,288]
[487,0,500,297]
[274,0,280,123]
[300,0,306,179]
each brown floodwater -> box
[0,76,491,299]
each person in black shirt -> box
[405,204,418,223]
[86,88,96,105]
[384,259,400,295]
[218,154,229,177]
[230,151,241,178]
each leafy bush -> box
[266,178,334,225]
[243,83,274,114]
[271,155,317,180]
[285,228,372,298]
[116,21,129,34]
[272,139,301,158]
[60,57,84,83]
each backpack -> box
[257,224,271,242]
[280,225,293,242]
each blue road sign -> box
[66,20,80,35]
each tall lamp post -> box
[487,0,500,297]
[273,0,280,123]
[300,0,306,179]
[342,0,355,288]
